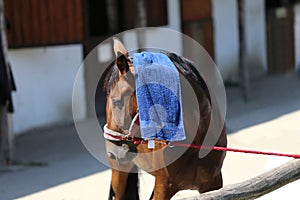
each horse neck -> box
[188,77,212,144]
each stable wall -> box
[244,0,268,77]
[8,44,86,134]
[212,0,239,82]
[213,0,267,82]
[8,0,270,134]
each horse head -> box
[103,38,138,162]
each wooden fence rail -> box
[180,159,300,200]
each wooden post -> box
[0,106,14,165]
[179,159,300,200]
[0,0,14,165]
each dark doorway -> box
[266,0,296,74]
[180,0,214,59]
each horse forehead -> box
[114,75,134,94]
[117,78,132,91]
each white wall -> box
[8,44,86,134]
[244,0,268,76]
[212,0,240,82]
[212,0,267,82]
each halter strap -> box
[103,113,140,141]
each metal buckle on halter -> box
[168,141,174,148]
[127,56,133,63]
[123,135,132,141]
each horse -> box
[102,38,227,200]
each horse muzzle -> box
[106,141,137,162]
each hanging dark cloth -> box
[0,33,16,113]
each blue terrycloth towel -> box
[133,52,186,141]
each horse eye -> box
[112,98,123,107]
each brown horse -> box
[103,38,227,200]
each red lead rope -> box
[105,112,300,159]
[170,142,300,159]
[104,132,300,159]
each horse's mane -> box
[166,52,211,103]
[102,52,211,103]
[102,62,119,94]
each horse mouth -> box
[108,151,137,162]
[107,142,137,162]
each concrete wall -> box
[8,44,85,134]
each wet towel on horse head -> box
[133,52,186,141]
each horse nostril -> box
[108,152,117,160]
